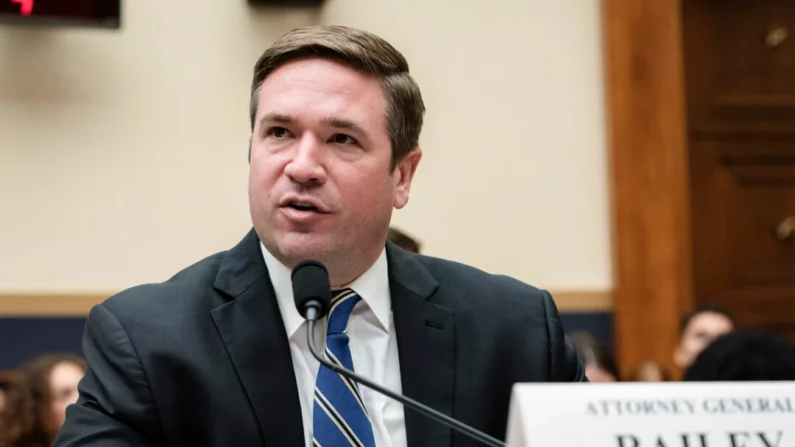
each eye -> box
[55,388,72,401]
[266,127,291,139]
[329,134,358,145]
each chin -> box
[273,235,334,265]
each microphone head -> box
[291,260,331,319]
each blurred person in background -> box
[569,331,619,382]
[0,377,10,412]
[387,227,421,253]
[0,354,86,447]
[626,361,670,382]
[674,305,735,371]
[682,330,795,381]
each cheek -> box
[50,390,78,426]
[249,160,267,187]
[50,402,66,428]
[249,162,278,200]
[68,388,79,404]
[687,338,707,353]
[341,172,394,213]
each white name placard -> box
[505,382,795,447]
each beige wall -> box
[0,0,610,294]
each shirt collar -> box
[260,243,392,339]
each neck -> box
[326,249,382,289]
[263,242,384,289]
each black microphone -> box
[291,260,331,322]
[291,260,506,447]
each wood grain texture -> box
[552,291,612,312]
[684,0,795,341]
[601,0,694,378]
[0,290,613,316]
[0,293,110,316]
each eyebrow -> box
[257,112,370,140]
[258,112,294,129]
[321,116,369,139]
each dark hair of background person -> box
[0,354,87,447]
[682,330,795,382]
[248,25,425,170]
[568,331,620,380]
[680,304,736,334]
[387,227,421,253]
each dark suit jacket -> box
[54,229,585,447]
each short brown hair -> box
[388,227,421,253]
[249,25,425,169]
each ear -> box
[393,148,422,209]
[248,135,253,163]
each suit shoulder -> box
[101,251,227,319]
[415,254,549,308]
[413,255,561,359]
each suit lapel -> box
[209,229,304,447]
[387,243,455,447]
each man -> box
[54,25,584,447]
[674,305,735,371]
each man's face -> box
[248,57,421,284]
[675,312,734,368]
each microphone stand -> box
[304,306,505,447]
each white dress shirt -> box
[261,243,407,447]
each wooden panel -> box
[690,141,795,339]
[684,0,795,342]
[606,0,795,379]
[552,291,612,312]
[0,291,612,315]
[684,0,795,135]
[0,293,109,316]
[602,0,693,378]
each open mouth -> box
[287,201,320,212]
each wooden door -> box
[603,0,795,378]
[683,0,795,338]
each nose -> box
[283,134,328,185]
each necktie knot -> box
[327,288,360,335]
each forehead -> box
[256,57,386,125]
[686,312,733,333]
[50,362,83,386]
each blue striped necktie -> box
[312,288,375,447]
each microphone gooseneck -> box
[291,261,506,447]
